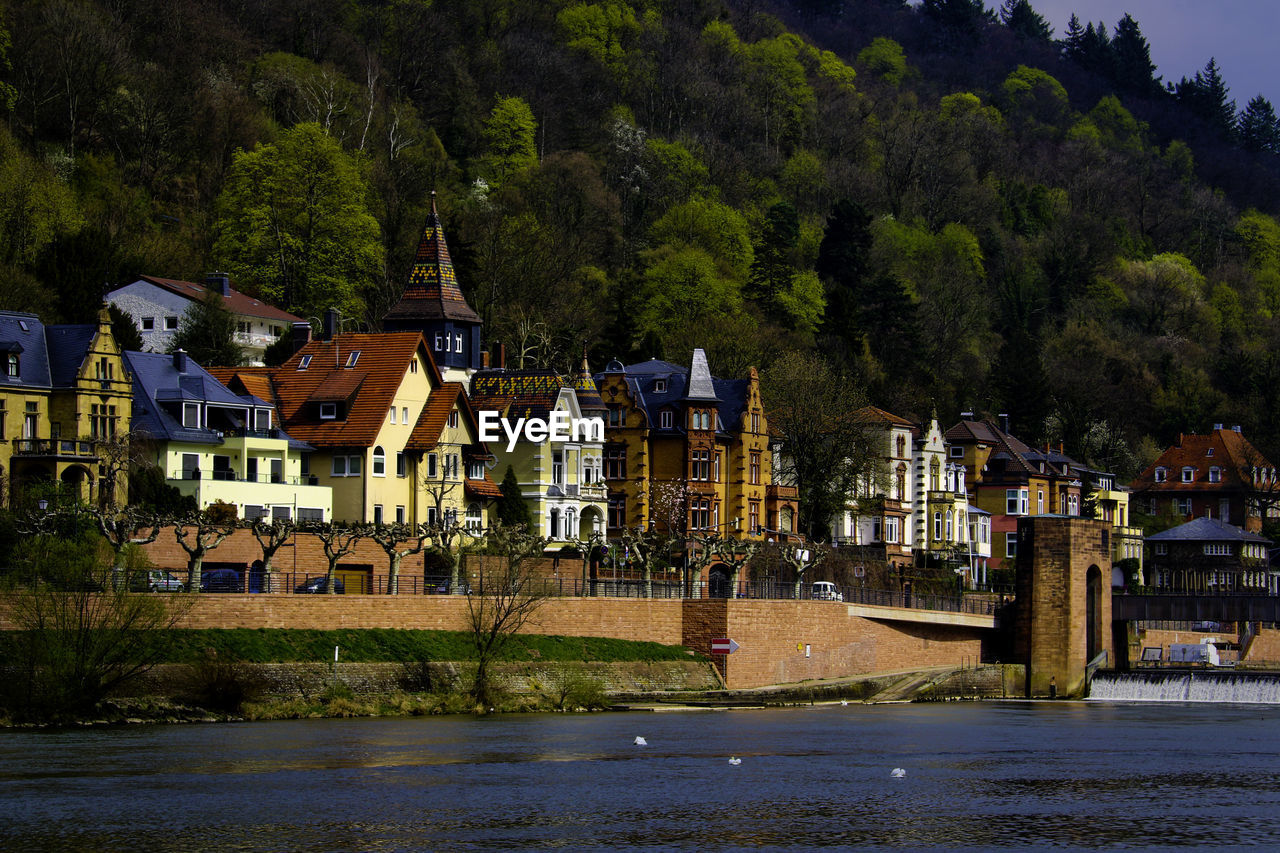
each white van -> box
[812,581,843,602]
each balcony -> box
[12,438,98,459]
[170,470,319,486]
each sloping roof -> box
[131,275,302,323]
[859,405,916,429]
[568,351,606,413]
[466,475,503,499]
[125,351,262,444]
[0,312,51,388]
[44,324,96,386]
[685,348,719,402]
[270,332,439,447]
[307,370,366,404]
[595,355,751,437]
[382,197,482,326]
[1147,516,1271,544]
[469,369,564,421]
[1131,428,1275,492]
[405,382,476,453]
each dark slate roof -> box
[1147,516,1271,544]
[0,312,51,388]
[45,324,96,386]
[595,354,748,437]
[383,196,482,326]
[125,350,287,445]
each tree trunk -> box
[644,564,652,599]
[450,552,462,593]
[326,561,338,594]
[389,552,402,595]
[189,554,204,593]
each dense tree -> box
[169,291,244,367]
[212,122,383,321]
[1238,96,1280,154]
[999,1,1052,43]
[1110,14,1160,97]
[1175,58,1237,142]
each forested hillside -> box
[4,0,1280,480]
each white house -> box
[106,274,302,366]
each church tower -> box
[382,192,483,383]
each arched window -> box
[5,353,17,377]
[565,507,576,536]
[933,511,942,541]
[896,435,906,458]
[550,508,561,539]
[930,459,940,491]
[946,509,954,540]
[372,446,386,476]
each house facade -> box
[107,274,302,365]
[594,349,788,542]
[1130,426,1278,533]
[0,308,133,508]
[1144,516,1275,593]
[127,349,330,520]
[469,365,607,545]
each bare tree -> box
[712,536,760,597]
[3,533,192,721]
[364,521,431,594]
[301,521,364,594]
[247,516,296,583]
[172,510,237,592]
[465,524,551,707]
[782,543,827,600]
[92,427,156,511]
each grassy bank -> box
[0,628,704,665]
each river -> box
[2,700,1279,851]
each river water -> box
[2,701,1279,851]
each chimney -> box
[961,411,974,419]
[205,272,231,297]
[1213,423,1224,431]
[291,321,313,354]
[482,351,491,368]
[999,413,1010,433]
[323,307,339,340]
[497,342,506,369]
[1233,425,1242,433]
[173,349,188,373]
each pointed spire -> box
[382,190,482,326]
[685,348,719,401]
[569,345,606,414]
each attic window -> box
[1154,467,1167,483]
[345,351,361,367]
[654,379,666,393]
[1209,466,1222,483]
[18,321,28,332]
[298,355,312,370]
[660,410,672,429]
[319,402,337,420]
[1182,467,1195,483]
[6,354,17,377]
[1207,447,1214,457]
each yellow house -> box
[129,350,331,520]
[221,327,497,526]
[594,349,785,541]
[1,308,132,507]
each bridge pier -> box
[1013,516,1113,698]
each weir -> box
[1089,670,1280,704]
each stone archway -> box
[579,506,602,539]
[1086,565,1104,664]
[708,565,731,599]
[61,464,94,505]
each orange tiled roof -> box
[466,474,503,499]
[857,405,915,428]
[406,382,473,453]
[270,332,441,447]
[1131,428,1275,492]
[135,275,302,323]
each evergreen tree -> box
[748,201,800,307]
[1061,13,1085,60]
[1000,0,1052,42]
[1239,95,1280,154]
[921,0,995,51]
[107,304,143,352]
[1176,58,1237,142]
[169,291,245,368]
[1110,14,1159,96]
[496,465,532,530]
[1076,21,1112,78]
[816,198,873,346]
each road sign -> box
[711,638,739,655]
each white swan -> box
[840,699,849,706]
[728,756,742,765]
[634,736,647,746]
[890,768,906,778]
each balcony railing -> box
[12,438,98,458]
[169,470,320,486]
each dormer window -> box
[454,333,463,352]
[182,403,200,428]
[345,351,360,367]
[254,409,270,430]
[654,379,667,394]
[6,354,17,377]
[319,402,337,420]
[1207,447,1215,457]
[1182,467,1195,483]
[660,410,673,429]
[298,355,312,370]
[1209,466,1221,483]
[434,333,443,351]
[1154,467,1167,483]
[468,461,483,480]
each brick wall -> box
[1243,628,1280,665]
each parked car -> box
[201,568,242,593]
[294,575,345,594]
[812,581,844,602]
[130,569,185,593]
[434,580,472,595]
